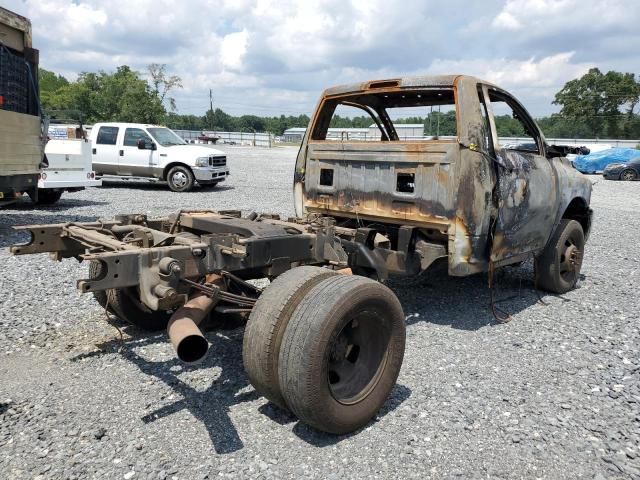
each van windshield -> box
[147,128,186,147]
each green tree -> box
[68,66,165,123]
[38,68,70,112]
[553,68,640,137]
[147,63,182,111]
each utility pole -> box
[209,89,214,131]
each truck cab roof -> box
[92,122,167,130]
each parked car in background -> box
[574,147,640,174]
[34,124,102,204]
[603,157,640,181]
[89,123,229,192]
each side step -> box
[98,175,165,184]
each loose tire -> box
[278,275,406,434]
[620,169,637,181]
[243,266,338,409]
[535,219,585,294]
[167,165,195,192]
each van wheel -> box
[535,219,585,294]
[167,166,195,192]
[243,266,338,409]
[278,275,406,434]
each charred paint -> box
[297,74,592,275]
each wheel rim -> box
[327,310,390,405]
[621,170,636,181]
[559,236,582,283]
[171,171,188,188]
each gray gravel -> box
[1,145,639,479]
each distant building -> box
[282,127,307,143]
[374,124,424,140]
[282,123,426,143]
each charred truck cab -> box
[11,75,592,434]
[294,75,592,280]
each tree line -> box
[39,65,640,139]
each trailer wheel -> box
[535,219,585,294]
[167,165,195,192]
[278,275,406,434]
[243,266,338,409]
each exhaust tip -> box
[176,335,209,364]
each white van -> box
[89,123,229,192]
[37,124,101,204]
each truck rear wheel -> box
[535,219,585,294]
[89,260,115,315]
[107,288,172,331]
[36,189,63,205]
[167,165,195,192]
[278,275,406,434]
[243,266,338,409]
[88,260,171,331]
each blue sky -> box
[4,0,640,117]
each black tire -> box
[278,275,406,434]
[535,219,585,294]
[243,266,338,409]
[106,288,172,331]
[36,189,63,205]
[89,261,171,331]
[620,169,637,181]
[167,165,195,192]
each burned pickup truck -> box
[11,75,592,434]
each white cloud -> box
[492,11,522,30]
[221,30,248,71]
[492,0,637,35]
[427,53,594,115]
[1,0,637,117]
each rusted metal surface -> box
[9,74,593,366]
[166,274,223,364]
[0,6,32,51]
[294,74,592,276]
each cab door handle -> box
[119,150,124,156]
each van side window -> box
[123,128,152,147]
[96,126,119,145]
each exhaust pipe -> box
[167,294,216,364]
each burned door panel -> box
[304,141,457,229]
[481,86,559,262]
[490,149,557,261]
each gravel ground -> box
[0,146,639,479]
